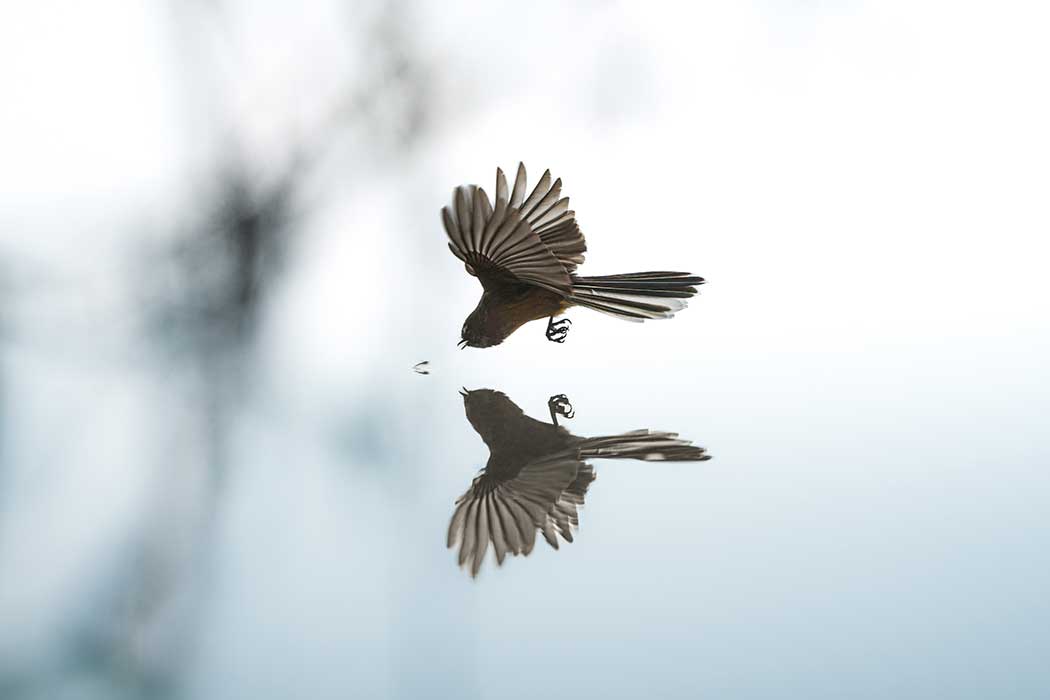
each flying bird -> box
[448,388,711,577]
[442,163,705,348]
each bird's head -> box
[459,309,501,349]
[459,388,523,442]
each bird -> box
[448,388,712,577]
[442,163,705,348]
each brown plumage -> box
[442,163,705,348]
[448,389,712,577]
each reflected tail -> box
[579,430,711,462]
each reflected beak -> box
[457,339,468,349]
[459,387,469,397]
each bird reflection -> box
[448,389,711,577]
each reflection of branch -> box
[325,0,435,153]
[146,152,298,357]
[150,0,435,356]
[0,261,7,511]
[105,0,442,695]
[0,0,445,692]
[1,0,446,694]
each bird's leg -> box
[545,316,572,343]
[547,394,575,426]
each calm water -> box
[162,311,1047,699]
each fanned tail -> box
[569,271,705,322]
[578,430,711,462]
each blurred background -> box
[1,1,1048,698]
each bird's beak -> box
[457,339,468,349]
[459,387,469,397]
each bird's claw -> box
[546,317,572,343]
[548,394,575,425]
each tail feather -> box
[576,271,700,281]
[579,430,711,462]
[569,271,705,322]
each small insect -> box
[412,361,430,375]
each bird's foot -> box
[545,316,572,343]
[548,394,575,426]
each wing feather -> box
[496,167,510,203]
[520,170,553,217]
[523,177,561,222]
[470,187,487,252]
[446,452,586,576]
[486,495,508,565]
[458,498,478,567]
[510,162,527,208]
[472,494,490,577]
[442,172,572,294]
[532,197,570,230]
[455,186,472,248]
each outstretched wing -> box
[446,451,596,578]
[441,163,587,295]
[502,163,587,273]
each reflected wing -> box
[446,452,596,578]
[441,163,586,295]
